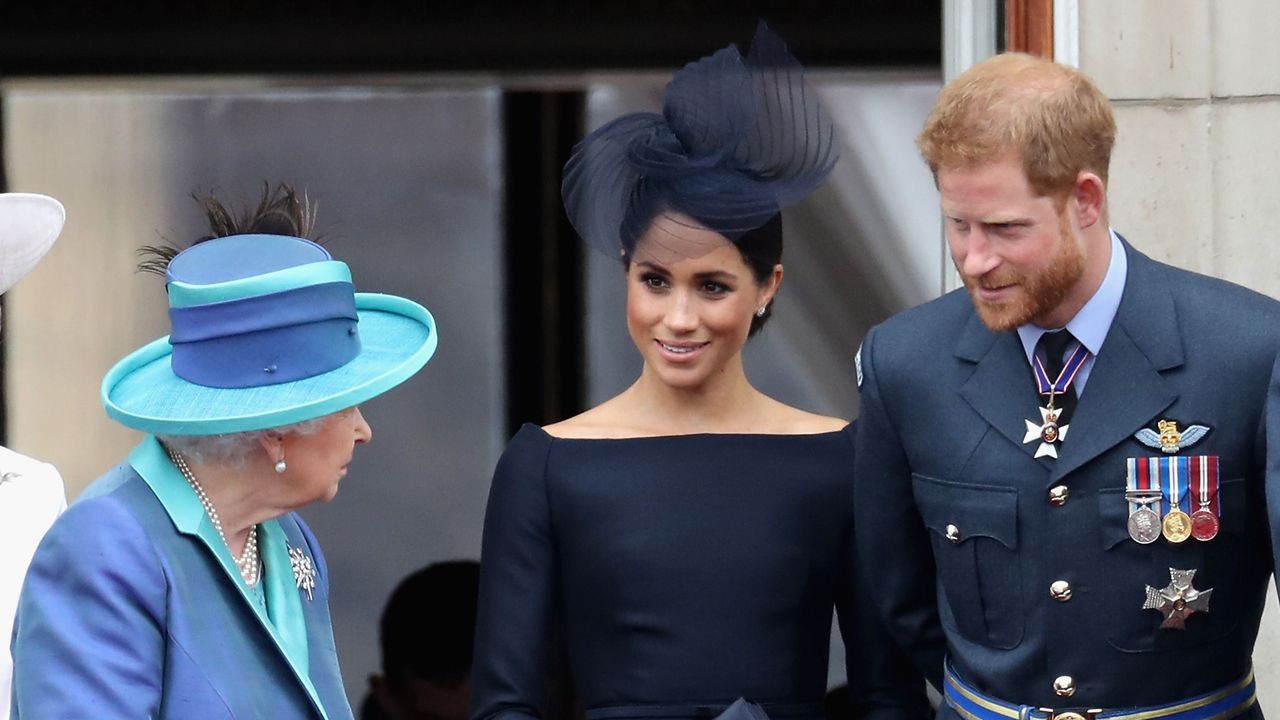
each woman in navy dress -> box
[471,24,929,720]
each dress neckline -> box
[528,422,851,442]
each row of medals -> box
[1126,488,1219,545]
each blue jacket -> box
[10,436,353,719]
[853,242,1280,712]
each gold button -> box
[1050,580,1073,601]
[945,524,961,543]
[1056,713,1087,720]
[1053,675,1076,697]
[1048,485,1070,506]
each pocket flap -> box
[912,473,1019,549]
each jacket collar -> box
[129,435,331,719]
[955,239,1181,480]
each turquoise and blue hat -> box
[101,234,437,436]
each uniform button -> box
[1053,675,1076,697]
[1048,485,1070,506]
[945,524,961,543]
[1050,580,1073,601]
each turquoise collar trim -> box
[129,436,326,719]
[129,436,218,539]
[260,517,312,679]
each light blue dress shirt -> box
[1016,229,1127,396]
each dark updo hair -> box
[735,213,783,336]
[622,206,783,337]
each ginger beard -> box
[961,209,1085,332]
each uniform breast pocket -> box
[912,473,1023,650]
[1096,478,1250,653]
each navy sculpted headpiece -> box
[562,21,839,260]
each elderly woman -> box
[11,187,438,720]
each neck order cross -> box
[165,446,262,586]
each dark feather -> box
[136,181,321,276]
[135,244,182,277]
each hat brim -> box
[102,293,437,436]
[0,193,64,294]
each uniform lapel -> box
[956,311,1048,459]
[953,243,1183,471]
[1050,247,1183,482]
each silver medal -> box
[1127,506,1161,544]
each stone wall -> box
[1083,0,1280,289]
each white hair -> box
[158,416,329,467]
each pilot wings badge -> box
[1135,419,1210,454]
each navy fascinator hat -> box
[562,21,839,260]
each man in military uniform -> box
[853,53,1279,718]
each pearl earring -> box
[755,306,767,317]
[274,458,287,474]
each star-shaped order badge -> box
[1024,338,1090,460]
[289,545,317,602]
[1024,405,1068,459]
[1143,568,1212,630]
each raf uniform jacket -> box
[853,241,1280,712]
[10,436,353,720]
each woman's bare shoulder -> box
[542,396,643,439]
[757,397,849,435]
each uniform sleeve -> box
[1265,350,1280,586]
[852,327,947,690]
[471,427,558,720]
[837,423,932,720]
[11,497,167,719]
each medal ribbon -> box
[1189,455,1220,517]
[1159,457,1191,514]
[1126,457,1162,516]
[1032,340,1091,398]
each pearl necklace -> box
[165,447,262,586]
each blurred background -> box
[3,0,1279,708]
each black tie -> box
[1036,329,1079,424]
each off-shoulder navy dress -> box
[471,423,928,720]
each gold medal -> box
[1162,509,1192,543]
